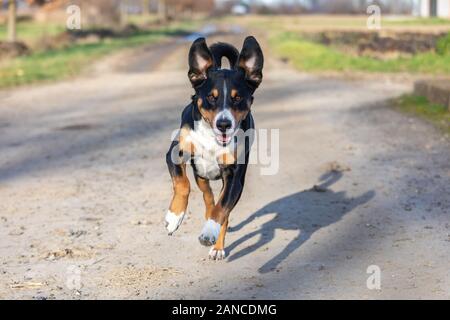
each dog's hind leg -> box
[165,142,190,235]
[194,175,215,220]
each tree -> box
[142,0,150,16]
[158,0,168,22]
[7,0,17,42]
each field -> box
[1,15,450,89]
[0,19,65,45]
[225,15,450,75]
[270,32,450,74]
[228,14,450,32]
[0,18,200,88]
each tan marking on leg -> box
[179,126,196,154]
[210,175,229,225]
[198,168,228,250]
[196,177,215,220]
[169,164,190,214]
[213,218,229,252]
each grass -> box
[0,20,199,88]
[394,95,450,134]
[0,20,66,45]
[0,33,161,87]
[220,14,450,74]
[224,14,450,32]
[383,17,450,26]
[270,31,450,74]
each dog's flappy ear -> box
[188,38,214,88]
[238,36,264,89]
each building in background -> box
[231,2,250,15]
[413,0,450,18]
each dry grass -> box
[226,14,450,33]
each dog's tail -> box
[209,42,239,70]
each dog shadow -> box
[227,171,375,273]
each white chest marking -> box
[187,119,234,180]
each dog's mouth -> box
[215,134,232,146]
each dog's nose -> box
[216,118,232,133]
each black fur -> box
[209,42,239,69]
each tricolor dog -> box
[165,36,264,260]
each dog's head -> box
[188,36,264,145]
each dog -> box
[165,36,264,260]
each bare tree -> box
[158,0,168,22]
[7,0,17,42]
[142,0,150,16]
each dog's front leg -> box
[199,164,247,260]
[207,218,229,260]
[165,141,190,235]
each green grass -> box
[0,34,157,87]
[0,22,198,88]
[0,31,161,87]
[270,32,450,74]
[0,14,162,44]
[436,32,450,55]
[383,17,450,26]
[394,95,450,134]
[0,20,66,45]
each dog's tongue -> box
[216,134,231,145]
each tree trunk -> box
[7,0,17,43]
[142,0,150,16]
[122,0,129,24]
[158,0,167,22]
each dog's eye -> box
[207,95,216,103]
[233,96,242,103]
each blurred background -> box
[0,0,449,115]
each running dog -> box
[165,36,264,260]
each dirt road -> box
[0,30,449,300]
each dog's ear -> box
[188,38,214,87]
[238,36,264,89]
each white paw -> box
[165,210,185,235]
[198,219,221,246]
[209,247,226,260]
